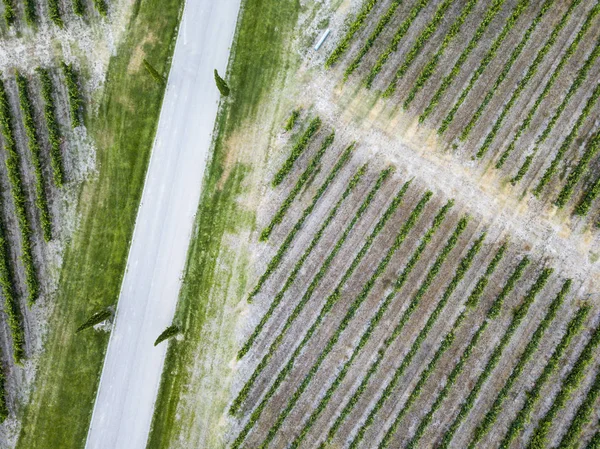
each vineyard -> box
[0,0,109,29]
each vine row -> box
[61,62,83,128]
[575,174,600,216]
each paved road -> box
[85,1,241,447]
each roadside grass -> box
[146,0,302,447]
[15,0,185,447]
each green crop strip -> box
[364,0,432,89]
[287,199,457,449]
[325,0,380,68]
[378,242,507,449]
[258,197,453,449]
[405,255,530,449]
[555,130,600,207]
[498,305,590,449]
[557,366,600,449]
[61,62,83,128]
[239,164,374,357]
[400,0,478,106]
[526,318,600,449]
[72,0,85,16]
[47,0,63,27]
[342,0,403,79]
[37,68,65,188]
[574,174,600,216]
[0,77,39,304]
[261,130,333,240]
[0,195,26,365]
[437,0,532,135]
[466,279,571,448]
[460,0,562,143]
[418,0,505,122]
[495,3,600,168]
[346,219,477,449]
[534,82,600,196]
[438,267,553,448]
[272,117,321,187]
[16,73,53,241]
[382,0,457,96]
[1,0,15,25]
[475,0,583,159]
[24,0,37,25]
[230,183,416,448]
[253,145,354,289]
[94,0,108,17]
[230,179,411,416]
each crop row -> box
[438,267,553,448]
[342,0,403,79]
[24,0,36,25]
[230,181,413,447]
[459,0,560,142]
[418,0,506,122]
[437,0,532,135]
[405,256,531,449]
[526,314,600,449]
[0,198,26,364]
[364,0,431,88]
[94,0,109,17]
[588,429,600,449]
[557,365,600,449]
[0,77,39,304]
[498,305,590,448]
[533,81,600,196]
[348,212,469,449]
[379,241,507,449]
[555,130,600,207]
[231,178,409,414]
[16,73,53,241]
[261,130,333,240]
[381,0,456,95]
[575,174,600,216]
[400,0,478,107]
[475,0,583,159]
[258,194,444,449]
[325,0,380,68]
[48,0,63,28]
[37,68,65,187]
[466,279,571,448]
[271,117,321,188]
[495,3,600,168]
[240,163,371,357]
[2,0,15,25]
[284,109,300,131]
[61,62,83,128]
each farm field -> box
[0,0,599,448]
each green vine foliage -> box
[94,0,108,16]
[61,62,83,128]
[24,0,37,26]
[72,0,85,16]
[574,174,600,216]
[2,0,16,26]
[47,0,63,27]
[284,109,300,131]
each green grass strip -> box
[47,0,63,27]
[37,68,65,188]
[382,0,457,96]
[325,0,381,68]
[61,62,83,128]
[261,129,332,240]
[364,0,432,89]
[574,174,600,216]
[24,0,37,26]
[466,279,571,448]
[405,255,531,449]
[288,196,453,449]
[495,3,600,168]
[347,217,475,449]
[0,195,26,364]
[526,317,600,449]
[533,81,600,196]
[498,304,590,449]
[230,178,411,415]
[0,76,39,304]
[2,0,15,25]
[343,0,403,79]
[460,0,560,142]
[557,366,600,449]
[378,242,507,449]
[476,0,583,158]
[556,130,600,207]
[16,73,52,242]
[438,267,553,448]
[437,0,532,135]
[418,0,505,122]
[259,194,448,449]
[230,181,415,447]
[272,117,321,187]
[240,163,373,356]
[400,0,478,106]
